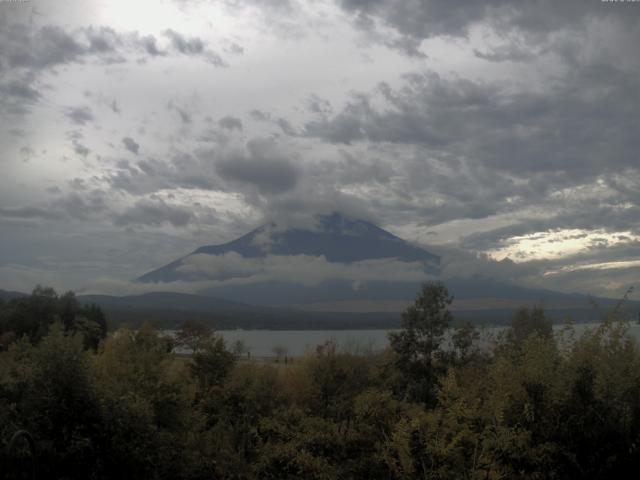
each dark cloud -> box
[140,34,165,56]
[0,74,40,114]
[0,21,224,72]
[305,63,639,182]
[64,106,94,125]
[0,79,40,102]
[1,24,86,70]
[0,206,65,221]
[0,191,107,223]
[103,150,225,195]
[307,95,332,115]
[249,109,271,121]
[313,151,395,186]
[340,0,496,38]
[167,100,193,124]
[275,117,296,135]
[72,141,91,157]
[215,138,299,195]
[163,29,226,66]
[83,26,125,62]
[218,116,243,131]
[338,0,640,56]
[164,28,204,54]
[114,198,193,227]
[472,43,536,63]
[65,130,91,157]
[52,191,108,219]
[0,21,228,116]
[122,136,140,155]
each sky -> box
[1,0,639,298]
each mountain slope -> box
[137,212,440,284]
[77,291,400,330]
[0,289,29,301]
[78,291,256,313]
[132,213,639,321]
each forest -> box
[1,283,640,479]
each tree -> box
[175,320,213,354]
[389,281,453,405]
[191,336,236,393]
[272,345,288,363]
[451,322,480,364]
[232,339,249,357]
[13,325,101,479]
[0,287,107,349]
[506,305,552,348]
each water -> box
[217,329,397,357]
[210,322,640,357]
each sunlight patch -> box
[487,229,640,262]
[544,259,640,276]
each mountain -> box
[78,291,254,313]
[138,212,439,284]
[0,289,29,301]
[277,275,639,324]
[77,291,400,330]
[132,213,639,323]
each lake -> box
[210,322,640,357]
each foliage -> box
[1,284,640,479]
[175,319,214,354]
[191,334,236,394]
[0,286,107,350]
[388,281,453,405]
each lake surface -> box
[211,322,640,357]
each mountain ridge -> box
[137,212,440,284]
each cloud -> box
[1,1,638,299]
[218,115,243,131]
[114,198,193,228]
[435,234,640,298]
[72,141,91,157]
[338,0,640,56]
[163,29,226,66]
[2,24,87,71]
[0,21,225,72]
[215,138,299,195]
[167,99,194,124]
[0,79,40,102]
[0,20,228,116]
[177,251,430,287]
[0,192,108,223]
[0,264,68,293]
[300,65,640,229]
[0,206,65,222]
[122,136,140,155]
[139,34,165,56]
[64,106,94,125]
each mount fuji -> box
[136,212,440,304]
[132,212,637,324]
